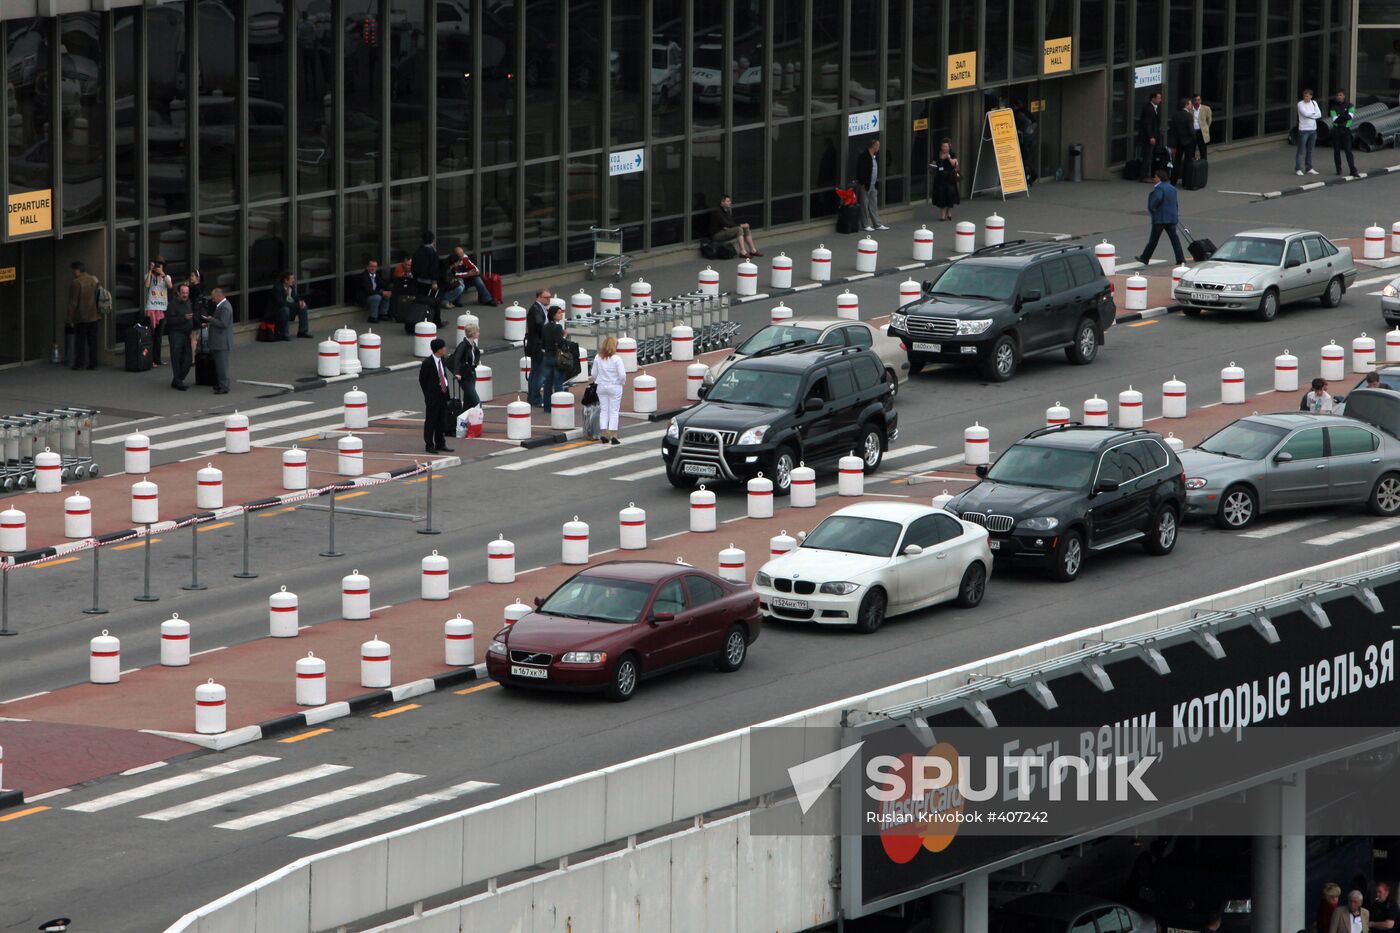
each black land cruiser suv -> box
[661,345,898,493]
[945,424,1185,582]
[887,240,1116,382]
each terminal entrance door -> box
[0,231,105,369]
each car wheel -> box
[1368,472,1400,516]
[954,562,987,608]
[1142,505,1179,555]
[1253,288,1280,322]
[1048,530,1084,583]
[884,367,899,397]
[1215,484,1258,530]
[980,335,1018,382]
[714,625,748,672]
[857,424,885,473]
[1065,317,1099,365]
[1320,276,1345,308]
[855,587,887,634]
[907,357,925,376]
[604,653,640,702]
[666,468,692,489]
[1181,307,1203,317]
[770,446,797,496]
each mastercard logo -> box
[878,742,965,864]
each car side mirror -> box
[1020,288,1042,304]
[1094,478,1121,494]
[1286,258,1302,269]
[902,544,923,557]
[803,396,825,413]
[1274,451,1294,463]
[696,384,709,399]
[651,611,675,625]
[921,280,933,293]
[975,464,990,478]
[533,596,544,608]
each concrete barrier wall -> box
[168,541,1400,933]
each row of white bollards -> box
[317,329,383,376]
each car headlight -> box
[890,312,908,331]
[560,650,607,664]
[1017,516,1059,531]
[487,640,507,656]
[955,318,994,336]
[736,424,770,446]
[665,418,679,440]
[1383,284,1399,299]
[1185,477,1209,489]
[819,581,860,595]
[1224,282,1257,292]
[755,570,773,587]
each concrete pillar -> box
[1251,772,1307,933]
[930,873,989,931]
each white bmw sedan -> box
[754,502,993,634]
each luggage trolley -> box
[583,226,631,281]
[50,408,100,479]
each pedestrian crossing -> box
[58,754,496,840]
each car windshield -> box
[1212,236,1285,266]
[1196,420,1289,460]
[736,324,823,355]
[540,575,654,624]
[985,444,1096,490]
[926,262,1020,301]
[800,515,902,557]
[705,368,800,407]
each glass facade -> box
[0,0,1353,356]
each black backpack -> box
[700,240,736,261]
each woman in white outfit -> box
[592,335,627,445]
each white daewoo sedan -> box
[753,502,992,633]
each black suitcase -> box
[836,203,862,234]
[194,350,217,387]
[402,303,435,334]
[1179,225,1216,262]
[124,323,153,372]
[1182,157,1208,191]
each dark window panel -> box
[436,174,476,256]
[650,139,685,245]
[201,0,242,208]
[608,173,645,251]
[149,217,190,282]
[568,0,605,150]
[809,116,839,218]
[1110,69,1128,138]
[1359,0,1400,19]
[1237,0,1261,44]
[297,197,337,292]
[911,0,941,94]
[480,3,516,164]
[298,0,337,190]
[115,10,140,222]
[850,0,880,108]
[7,18,53,202]
[653,0,686,136]
[771,120,803,198]
[1268,0,1294,39]
[1302,0,1323,31]
[1135,0,1161,60]
[1169,0,1195,55]
[610,0,646,145]
[1012,0,1037,80]
[198,211,241,297]
[1080,0,1107,68]
[112,226,143,312]
[565,157,599,262]
[770,195,803,225]
[983,0,1009,85]
[389,183,428,261]
[1201,0,1226,49]
[344,188,384,272]
[949,0,977,58]
[733,0,765,123]
[248,203,289,296]
[690,135,724,239]
[811,0,842,114]
[1200,51,1228,136]
[1299,35,1323,96]
[524,162,560,270]
[248,0,290,199]
[1046,0,1071,37]
[693,0,724,131]
[524,0,560,159]
[1265,40,1292,111]
[885,103,905,204]
[389,0,428,178]
[887,0,906,100]
[1169,59,1194,105]
[435,0,473,172]
[1233,45,1260,115]
[60,12,106,228]
[1328,31,1348,99]
[479,168,517,261]
[1231,112,1259,140]
[344,0,384,186]
[1356,29,1400,104]
[147,4,188,216]
[732,127,764,208]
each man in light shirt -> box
[1296,88,1322,176]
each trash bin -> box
[1067,143,1084,182]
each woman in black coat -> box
[930,138,961,221]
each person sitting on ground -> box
[266,271,311,339]
[442,246,497,307]
[355,258,393,323]
[708,195,762,258]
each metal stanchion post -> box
[82,545,108,615]
[135,523,158,602]
[0,564,13,636]
[417,465,439,535]
[181,520,206,591]
[320,487,343,557]
[234,508,258,579]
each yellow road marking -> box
[371,703,421,719]
[257,506,297,518]
[334,490,370,501]
[0,806,49,822]
[31,557,80,569]
[279,727,333,743]
[299,434,321,441]
[403,473,445,485]
[455,681,500,695]
[549,440,594,452]
[1127,319,1160,328]
[197,521,234,533]
[113,538,160,551]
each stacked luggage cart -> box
[1,407,100,490]
[565,291,741,366]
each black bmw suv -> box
[661,345,898,493]
[945,425,1185,581]
[888,241,1116,382]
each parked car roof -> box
[1229,227,1322,240]
[577,561,688,583]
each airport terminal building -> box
[0,0,1368,364]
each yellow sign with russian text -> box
[1043,37,1073,74]
[913,117,929,131]
[0,267,15,284]
[7,189,52,237]
[987,108,1028,196]
[947,51,977,90]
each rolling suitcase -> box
[835,203,862,234]
[481,253,503,305]
[194,350,217,387]
[124,322,153,372]
[1182,157,1208,191]
[1179,224,1216,262]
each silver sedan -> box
[1180,394,1400,530]
[1383,274,1400,326]
[1174,227,1357,322]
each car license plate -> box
[912,342,941,353]
[988,539,1001,551]
[1191,291,1219,302]
[510,665,548,680]
[683,462,718,477]
[771,597,809,610]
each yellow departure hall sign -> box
[8,189,52,237]
[947,51,977,89]
[1044,37,1073,73]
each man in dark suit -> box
[419,337,453,454]
[524,287,551,407]
[1137,91,1163,182]
[1168,98,1195,184]
[411,231,442,299]
[1135,169,1185,265]
[354,259,392,322]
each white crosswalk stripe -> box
[613,465,668,482]
[139,764,352,822]
[1304,516,1400,547]
[153,407,347,451]
[289,780,496,840]
[496,428,667,471]
[93,402,312,443]
[196,409,415,454]
[1236,516,1332,539]
[556,447,659,476]
[65,755,278,813]
[214,772,424,831]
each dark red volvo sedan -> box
[486,561,761,701]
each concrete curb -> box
[1240,164,1400,200]
[731,254,947,304]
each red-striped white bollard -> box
[1221,363,1246,404]
[1083,396,1109,426]
[421,550,449,600]
[503,302,528,342]
[64,495,91,539]
[771,253,793,289]
[839,453,865,495]
[984,213,1005,247]
[225,411,250,454]
[562,516,590,564]
[445,616,475,666]
[195,679,226,734]
[736,260,759,296]
[317,339,342,377]
[296,653,326,705]
[770,302,793,325]
[964,423,990,465]
[671,324,695,361]
[899,278,921,308]
[932,490,955,510]
[1164,432,1184,453]
[810,244,832,282]
[856,236,879,273]
[1392,222,1400,254]
[360,637,391,688]
[504,599,531,627]
[913,224,934,261]
[487,534,515,583]
[342,570,371,620]
[124,433,151,474]
[619,502,647,549]
[687,363,709,400]
[131,478,159,524]
[718,545,747,583]
[344,387,369,430]
[476,363,495,402]
[335,326,357,365]
[338,435,364,475]
[698,266,720,297]
[1162,377,1187,418]
[34,449,62,493]
[269,586,299,637]
[90,630,120,683]
[1353,333,1377,373]
[519,355,532,392]
[1275,352,1299,392]
[282,446,308,490]
[413,320,437,358]
[1094,239,1116,276]
[690,486,717,532]
[1388,328,1400,363]
[196,463,223,509]
[161,614,190,666]
[550,391,575,430]
[632,373,658,413]
[0,508,25,552]
[954,221,976,253]
[505,398,531,441]
[570,289,594,319]
[630,278,652,307]
[618,337,638,373]
[1172,264,1189,289]
[1042,401,1068,428]
[1118,387,1144,428]
[358,329,382,370]
[747,474,774,519]
[1365,223,1386,260]
[791,464,817,507]
[770,530,797,558]
[837,290,859,320]
[1124,274,1148,311]
[1321,340,1345,381]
